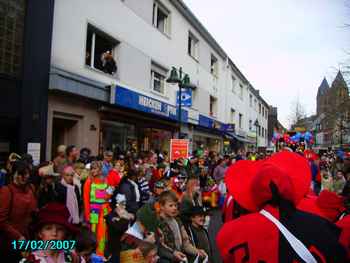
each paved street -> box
[208,208,223,263]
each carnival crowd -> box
[0,144,350,263]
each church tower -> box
[316,77,329,115]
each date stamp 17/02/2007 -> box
[12,240,76,251]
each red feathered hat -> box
[225,151,311,212]
[224,160,264,211]
[251,161,296,209]
[266,151,311,205]
[298,190,345,222]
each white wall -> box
[51,0,268,144]
[51,0,228,122]
[224,67,268,147]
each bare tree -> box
[288,97,307,128]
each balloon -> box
[304,131,313,142]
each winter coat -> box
[116,178,140,215]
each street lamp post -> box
[166,67,196,139]
[254,119,259,151]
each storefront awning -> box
[226,132,254,144]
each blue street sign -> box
[177,89,192,107]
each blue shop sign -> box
[198,115,235,132]
[115,86,188,122]
[198,115,214,129]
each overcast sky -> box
[183,0,349,128]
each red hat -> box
[251,161,295,209]
[266,151,311,205]
[316,190,345,221]
[35,203,79,234]
[224,160,264,211]
[225,151,311,212]
[298,190,345,222]
[298,195,323,218]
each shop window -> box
[188,32,199,60]
[210,96,217,117]
[231,75,236,93]
[86,24,119,75]
[0,0,26,77]
[101,120,136,153]
[210,54,218,77]
[153,1,171,36]
[239,113,243,129]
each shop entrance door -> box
[0,117,18,167]
[52,117,78,157]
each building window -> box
[258,126,261,136]
[249,94,253,107]
[153,1,171,36]
[231,76,236,93]
[151,70,165,94]
[86,25,118,75]
[259,103,261,114]
[231,109,235,123]
[0,0,26,76]
[239,113,243,129]
[209,96,217,117]
[249,120,252,131]
[265,109,268,119]
[188,32,199,60]
[262,127,264,137]
[254,99,257,110]
[239,84,244,99]
[210,54,218,77]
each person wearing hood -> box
[217,151,347,263]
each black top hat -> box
[188,206,209,217]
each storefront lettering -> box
[167,105,177,117]
[138,96,162,111]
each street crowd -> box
[0,144,350,263]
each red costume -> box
[217,151,347,262]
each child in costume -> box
[83,161,109,256]
[20,203,80,263]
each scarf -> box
[61,179,80,224]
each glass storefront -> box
[101,120,137,153]
[139,128,172,153]
[193,135,222,153]
[101,120,174,154]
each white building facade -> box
[46,0,269,159]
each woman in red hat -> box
[217,152,347,263]
[20,203,80,263]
